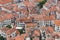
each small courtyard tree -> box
[37,0,47,8]
[0,36,4,40]
[6,25,12,28]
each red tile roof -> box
[4,13,14,20]
[47,26,54,33]
[6,28,16,35]
[33,0,42,2]
[26,23,37,27]
[49,15,55,20]
[0,0,13,4]
[49,5,57,12]
[23,1,36,7]
[0,16,4,22]
[33,29,41,36]
[1,27,9,32]
[43,15,50,21]
[54,20,60,26]
[14,35,24,40]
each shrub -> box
[6,25,12,28]
[37,0,47,8]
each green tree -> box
[18,29,23,34]
[6,25,12,28]
[0,36,4,40]
[37,0,47,8]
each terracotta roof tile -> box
[54,20,60,26]
[47,0,54,3]
[14,35,24,40]
[16,30,20,35]
[23,1,30,6]
[26,23,37,27]
[13,13,19,17]
[33,29,41,36]
[16,16,32,22]
[23,1,36,7]
[25,27,31,33]
[49,5,57,12]
[44,2,51,7]
[40,26,46,31]
[47,26,54,33]
[43,15,50,21]
[21,33,29,38]
[0,16,4,22]
[49,15,55,20]
[42,9,50,14]
[4,13,14,20]
[0,0,13,4]
[13,6,21,12]
[16,17,27,22]
[33,0,42,2]
[16,18,20,22]
[52,32,60,37]
[4,4,20,12]
[32,37,40,40]
[32,14,43,21]
[56,6,60,13]
[6,28,16,35]
[1,27,9,32]
[0,10,7,16]
[57,32,60,36]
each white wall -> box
[10,31,16,38]
[1,31,6,38]
[56,12,60,19]
[0,22,3,28]
[0,30,2,34]
[55,25,59,32]
[3,19,11,25]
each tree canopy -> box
[0,36,4,40]
[6,25,12,28]
[37,0,47,8]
